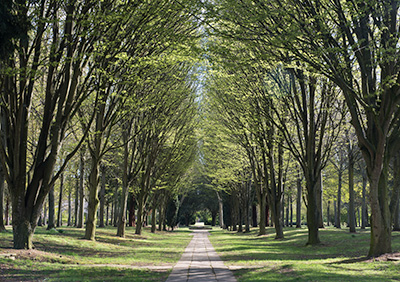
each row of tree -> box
[201,0,400,257]
[0,0,201,249]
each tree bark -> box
[135,192,146,235]
[77,150,85,229]
[361,168,367,229]
[317,171,324,228]
[390,153,400,231]
[117,129,130,237]
[5,193,9,226]
[128,193,136,227]
[99,165,106,228]
[252,204,257,227]
[106,203,109,226]
[289,194,293,227]
[151,207,157,233]
[56,173,64,227]
[305,172,321,245]
[47,186,55,230]
[285,195,289,227]
[327,200,330,226]
[217,191,225,228]
[348,144,356,233]
[367,160,392,256]
[74,176,78,226]
[67,186,71,226]
[84,158,100,240]
[335,171,342,228]
[113,185,118,227]
[296,170,302,228]
[0,173,5,231]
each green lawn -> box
[0,226,193,281]
[2,225,400,281]
[209,227,400,281]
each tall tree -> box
[209,0,400,256]
[0,0,114,249]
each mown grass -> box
[209,226,400,281]
[0,226,193,281]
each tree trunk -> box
[151,208,157,233]
[348,145,356,233]
[158,195,165,232]
[285,195,289,227]
[135,193,145,235]
[74,176,78,226]
[368,161,392,257]
[335,171,342,228]
[12,216,34,249]
[361,168,368,229]
[44,200,47,227]
[252,204,257,227]
[11,180,40,249]
[390,153,400,231]
[327,200,330,226]
[238,205,243,233]
[296,169,302,228]
[47,186,55,230]
[244,180,251,232]
[106,203,109,226]
[5,193,10,226]
[281,194,285,227]
[110,201,114,226]
[84,158,100,240]
[317,171,324,228]
[117,130,130,237]
[305,175,321,245]
[267,137,284,239]
[212,211,217,227]
[113,184,119,227]
[258,187,267,235]
[129,193,136,227]
[99,165,106,228]
[232,193,238,231]
[217,191,225,228]
[56,173,64,227]
[289,194,293,227]
[68,187,71,226]
[77,150,85,228]
[0,173,6,231]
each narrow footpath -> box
[165,229,237,282]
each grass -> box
[2,225,400,281]
[0,226,193,281]
[209,226,400,281]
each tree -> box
[209,0,400,256]
[0,0,116,249]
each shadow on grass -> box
[0,226,192,265]
[232,264,400,282]
[3,265,169,282]
[209,227,392,262]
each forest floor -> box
[209,226,400,281]
[1,225,400,281]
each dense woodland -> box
[0,0,400,259]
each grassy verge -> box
[0,226,193,281]
[209,226,400,282]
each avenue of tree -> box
[0,0,399,259]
